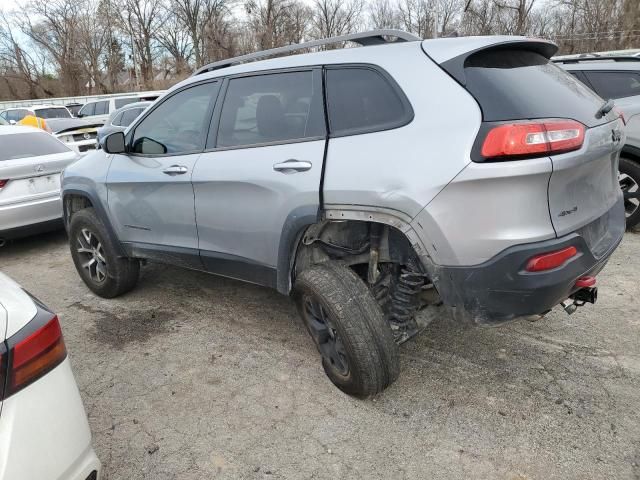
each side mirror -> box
[76,113,85,118]
[103,131,126,154]
[9,120,16,125]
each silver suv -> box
[554,56,640,228]
[62,31,626,397]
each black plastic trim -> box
[0,218,63,241]
[435,197,624,324]
[62,188,128,257]
[200,250,278,289]
[622,144,640,160]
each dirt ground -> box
[1,229,639,480]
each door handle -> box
[273,159,312,173]
[163,165,188,175]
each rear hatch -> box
[424,38,624,243]
[0,131,78,209]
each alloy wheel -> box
[76,228,108,283]
[620,172,640,219]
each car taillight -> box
[525,246,578,272]
[2,313,67,400]
[481,120,585,160]
[0,180,8,189]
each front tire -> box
[294,262,400,398]
[620,157,640,229]
[69,208,140,298]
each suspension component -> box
[387,264,425,343]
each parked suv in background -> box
[77,93,162,124]
[96,101,152,145]
[62,31,625,397]
[554,56,640,228]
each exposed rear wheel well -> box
[292,220,437,344]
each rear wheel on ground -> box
[294,261,400,398]
[69,207,140,298]
[619,157,640,229]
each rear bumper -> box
[0,194,63,239]
[434,195,625,324]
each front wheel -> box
[69,208,140,298]
[294,262,400,398]
[619,157,640,229]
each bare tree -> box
[310,0,364,42]
[369,0,401,30]
[119,0,163,89]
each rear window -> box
[463,49,605,127]
[0,132,71,161]
[35,107,71,119]
[584,71,640,100]
[325,67,412,136]
[114,97,138,109]
[94,101,109,115]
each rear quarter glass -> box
[463,49,607,127]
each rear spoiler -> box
[422,37,558,86]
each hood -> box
[47,118,103,134]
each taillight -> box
[525,246,578,272]
[481,119,585,160]
[3,313,67,399]
[0,180,8,189]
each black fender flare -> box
[621,144,640,161]
[62,187,128,257]
[276,205,321,294]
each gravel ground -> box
[1,229,639,480]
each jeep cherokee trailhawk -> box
[61,30,626,397]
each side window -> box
[114,97,137,109]
[111,112,124,126]
[94,101,109,115]
[120,108,144,127]
[325,67,412,136]
[584,71,640,99]
[216,70,324,148]
[8,110,28,122]
[80,102,96,116]
[131,82,218,155]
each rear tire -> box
[620,157,640,229]
[69,208,139,298]
[294,262,400,398]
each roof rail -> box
[192,29,422,76]
[552,56,640,64]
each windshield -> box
[0,132,71,160]
[35,107,72,119]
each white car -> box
[0,105,73,124]
[0,272,102,479]
[0,126,79,244]
[77,93,163,125]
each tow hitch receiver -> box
[560,277,598,315]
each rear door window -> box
[114,97,138,109]
[583,71,640,99]
[7,110,28,122]
[325,66,412,136]
[94,101,109,115]
[120,108,145,127]
[216,70,324,148]
[462,49,605,127]
[0,132,71,160]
